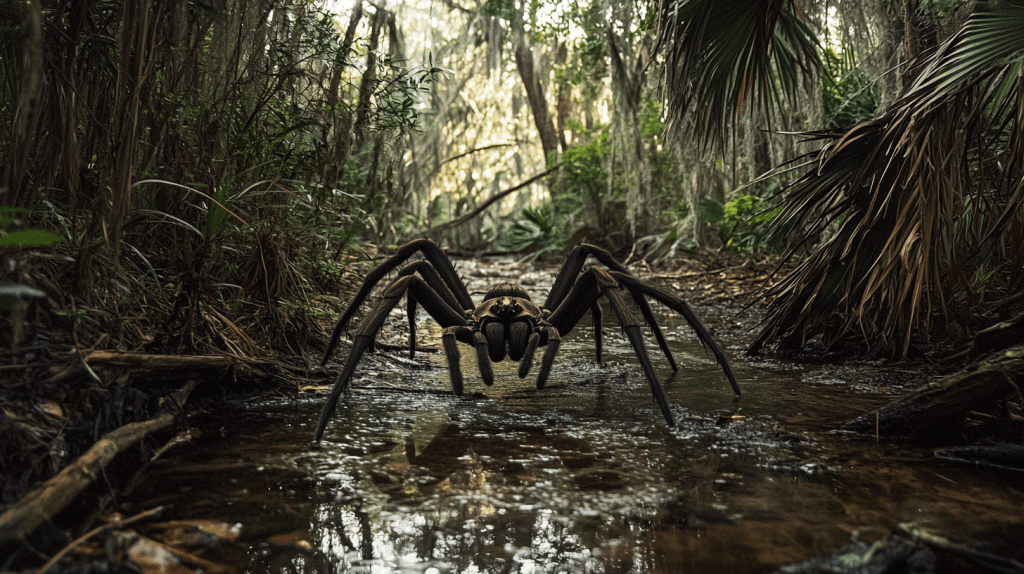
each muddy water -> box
[123,308,1024,573]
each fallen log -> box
[42,350,269,388]
[0,413,175,549]
[838,345,1024,441]
[80,350,267,379]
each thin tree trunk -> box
[355,7,387,146]
[328,0,364,106]
[2,1,43,208]
[555,42,571,152]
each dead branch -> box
[0,414,175,548]
[35,505,167,574]
[421,163,563,236]
[42,351,270,388]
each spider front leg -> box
[322,238,474,366]
[441,326,470,395]
[315,274,468,442]
[533,325,562,389]
[440,324,497,391]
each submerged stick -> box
[35,505,167,574]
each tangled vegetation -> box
[1,0,440,355]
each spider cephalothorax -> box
[474,283,542,362]
[314,238,739,441]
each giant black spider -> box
[314,238,739,441]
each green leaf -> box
[0,229,63,247]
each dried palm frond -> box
[752,1,1024,357]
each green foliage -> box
[482,0,518,23]
[647,171,786,258]
[494,195,583,261]
[0,207,62,247]
[676,186,786,256]
[548,99,683,241]
[0,228,61,248]
[0,0,443,352]
[0,207,59,330]
[821,48,881,130]
[557,127,610,197]
[696,195,725,223]
[720,192,785,254]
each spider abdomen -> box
[484,282,531,301]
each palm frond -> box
[657,0,821,148]
[753,1,1024,357]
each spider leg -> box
[406,296,418,358]
[442,325,476,395]
[544,243,678,370]
[548,268,675,426]
[609,270,740,397]
[595,270,676,426]
[543,243,596,311]
[322,238,474,366]
[548,244,739,397]
[624,291,678,371]
[400,260,465,359]
[591,303,603,364]
[315,274,468,442]
[544,243,642,309]
[517,332,541,378]
[546,268,604,337]
[398,260,464,316]
[473,332,495,386]
[535,326,562,389]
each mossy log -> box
[839,345,1024,441]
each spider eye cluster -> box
[492,297,523,320]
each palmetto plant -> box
[658,0,1024,356]
[657,0,821,149]
[751,2,1024,355]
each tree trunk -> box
[355,7,387,146]
[514,36,560,172]
[554,42,571,152]
[328,0,363,106]
[108,1,157,261]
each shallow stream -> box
[122,268,1024,573]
